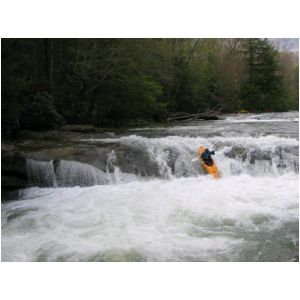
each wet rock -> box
[103,132,116,138]
[25,146,110,172]
[60,124,98,133]
[1,188,21,201]
[224,146,248,161]
[249,149,272,163]
[2,175,27,188]
[52,159,60,174]
[1,150,27,179]
[2,145,29,188]
[224,146,272,164]
[1,143,17,152]
[276,145,299,157]
[114,144,157,176]
[18,130,61,140]
[1,141,113,188]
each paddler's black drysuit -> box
[201,149,215,166]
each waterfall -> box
[27,159,57,187]
[106,150,123,184]
[55,160,108,186]
[27,159,108,187]
[26,138,299,188]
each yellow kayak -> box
[197,146,220,179]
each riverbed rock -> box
[2,150,28,188]
[114,144,157,176]
[25,145,110,172]
[249,149,272,163]
[60,124,98,133]
[1,141,111,188]
[2,175,27,188]
[224,146,272,163]
[2,150,27,178]
[224,146,248,161]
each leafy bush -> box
[20,92,63,131]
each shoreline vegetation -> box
[2,38,299,140]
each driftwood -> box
[166,113,219,121]
[167,105,222,122]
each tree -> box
[241,38,286,111]
[279,50,299,110]
[1,38,298,138]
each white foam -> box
[80,134,299,150]
[224,118,294,123]
[2,174,298,261]
[2,112,299,261]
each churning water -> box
[1,112,299,261]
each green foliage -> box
[1,38,299,138]
[121,75,164,116]
[101,75,164,125]
[241,39,287,112]
[20,92,63,131]
[279,51,299,110]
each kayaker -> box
[201,148,215,166]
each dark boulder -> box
[224,146,248,161]
[2,150,27,179]
[2,175,27,188]
[1,149,28,188]
[224,146,271,163]
[114,144,157,176]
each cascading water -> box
[2,111,299,261]
[27,159,57,187]
[106,150,122,184]
[55,160,108,186]
[27,159,108,187]
[82,134,298,179]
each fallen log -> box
[167,113,199,121]
[201,115,219,120]
[168,112,191,118]
[166,113,219,122]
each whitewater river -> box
[2,112,299,261]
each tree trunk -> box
[44,38,54,93]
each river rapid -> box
[1,112,299,261]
